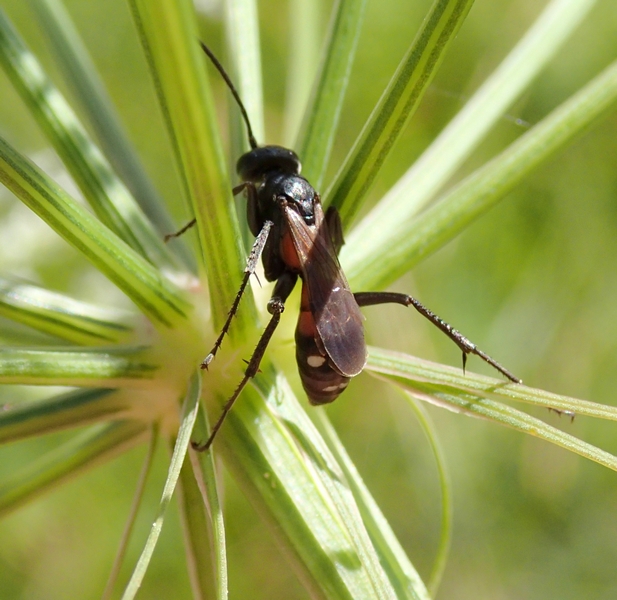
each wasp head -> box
[237,145,301,182]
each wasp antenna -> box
[199,41,259,150]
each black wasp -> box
[173,43,521,451]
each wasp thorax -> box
[237,145,301,181]
[279,176,316,222]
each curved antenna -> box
[199,41,259,150]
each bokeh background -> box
[0,0,616,598]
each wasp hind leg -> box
[354,291,521,384]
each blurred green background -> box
[1,0,616,598]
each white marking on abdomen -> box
[307,355,326,368]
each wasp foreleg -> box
[193,272,298,450]
[201,219,274,369]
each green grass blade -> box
[222,0,263,249]
[122,371,201,600]
[28,0,189,257]
[283,0,326,147]
[0,135,191,326]
[224,0,265,147]
[365,347,617,471]
[295,0,368,188]
[343,58,617,290]
[403,397,451,596]
[179,445,225,600]
[0,420,148,517]
[316,394,450,598]
[0,346,158,386]
[363,0,598,224]
[368,348,617,420]
[188,406,227,600]
[0,275,132,344]
[217,363,406,599]
[128,0,253,334]
[326,0,475,225]
[0,388,127,443]
[412,389,617,471]
[0,8,180,271]
[313,411,431,600]
[102,427,158,600]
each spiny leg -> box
[548,407,576,422]
[354,291,521,383]
[193,273,298,450]
[201,219,273,369]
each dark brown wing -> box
[284,204,366,377]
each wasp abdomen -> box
[295,309,350,405]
